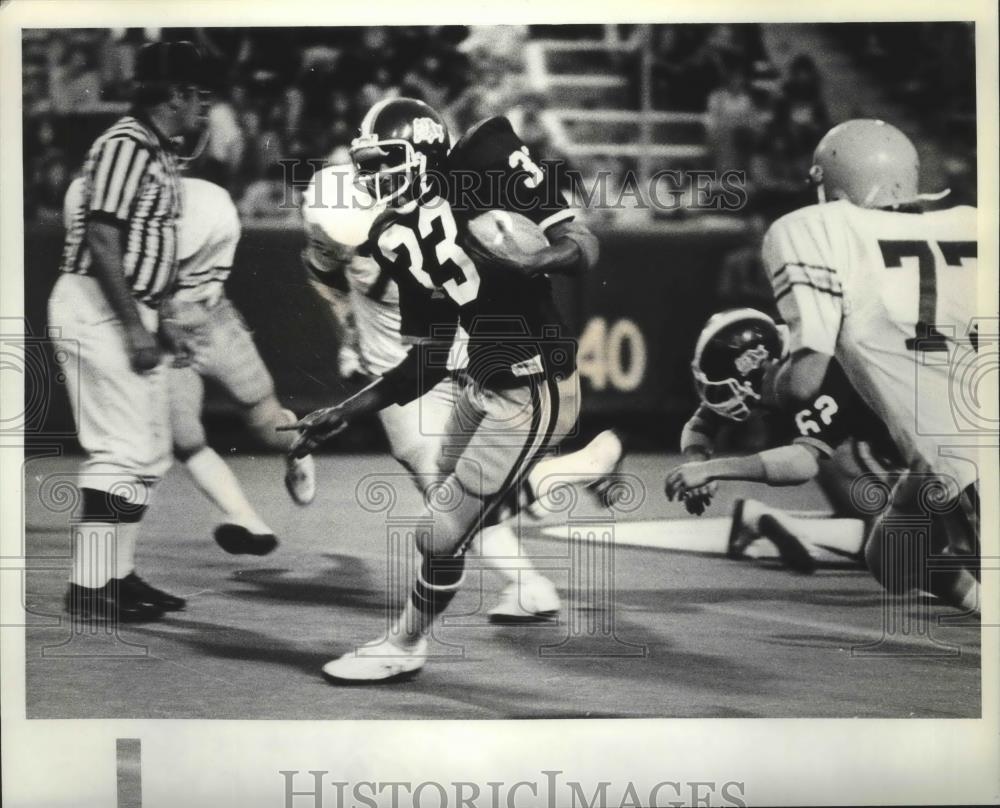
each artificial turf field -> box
[21,451,980,719]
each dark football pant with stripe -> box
[410,372,581,623]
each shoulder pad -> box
[450,116,517,164]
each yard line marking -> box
[701,603,981,658]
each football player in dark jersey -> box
[664,309,904,573]
[289,98,603,683]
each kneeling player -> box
[664,309,903,572]
[162,177,316,553]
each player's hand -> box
[286,406,348,459]
[158,317,192,369]
[462,228,539,276]
[664,462,718,514]
[124,324,163,373]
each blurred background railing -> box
[23,23,976,225]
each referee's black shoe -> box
[120,573,187,611]
[65,581,165,622]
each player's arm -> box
[517,218,600,278]
[759,213,843,409]
[761,348,833,409]
[680,404,723,460]
[287,283,457,457]
[664,404,725,514]
[461,117,599,277]
[83,136,160,371]
[665,443,823,505]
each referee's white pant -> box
[49,274,171,500]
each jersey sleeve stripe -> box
[770,261,839,280]
[101,138,137,215]
[89,138,122,213]
[115,149,151,221]
[774,282,844,304]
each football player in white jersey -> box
[158,177,316,552]
[62,175,316,556]
[759,119,980,613]
[301,161,623,624]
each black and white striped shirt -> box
[60,115,182,306]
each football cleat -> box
[758,514,817,574]
[727,498,755,559]
[65,581,165,623]
[488,578,561,624]
[120,573,187,611]
[585,430,626,508]
[321,637,428,685]
[213,524,279,556]
[285,454,316,506]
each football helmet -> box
[809,119,947,209]
[692,308,786,421]
[349,97,450,206]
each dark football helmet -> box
[691,308,786,421]
[349,97,450,205]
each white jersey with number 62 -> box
[763,199,980,490]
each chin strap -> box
[176,128,211,169]
[916,188,952,202]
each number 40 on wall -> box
[577,316,648,393]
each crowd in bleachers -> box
[21,24,974,223]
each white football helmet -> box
[809,119,947,209]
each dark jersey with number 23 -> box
[369,117,577,399]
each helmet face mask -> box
[349,98,449,207]
[692,366,760,421]
[350,136,425,205]
[691,308,785,422]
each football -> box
[465,209,549,263]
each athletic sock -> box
[113,521,140,579]
[392,555,466,646]
[70,523,116,589]
[185,447,273,535]
[71,487,149,589]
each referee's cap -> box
[135,41,205,85]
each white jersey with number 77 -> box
[762,198,980,491]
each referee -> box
[50,41,207,622]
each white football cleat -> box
[488,577,561,624]
[285,454,316,506]
[585,429,626,507]
[321,637,428,684]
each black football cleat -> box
[758,514,817,574]
[213,524,279,556]
[65,581,165,623]
[120,573,187,611]
[727,499,750,559]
